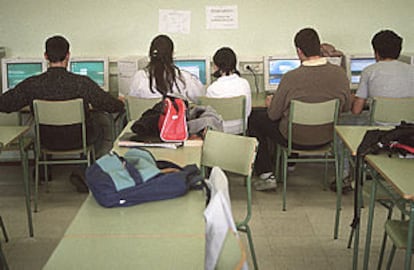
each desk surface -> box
[43,122,206,270]
[43,192,206,270]
[335,125,392,156]
[113,121,203,167]
[365,154,414,201]
[0,126,30,148]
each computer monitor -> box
[174,57,211,85]
[348,55,376,89]
[1,58,47,93]
[69,57,109,91]
[398,54,414,65]
[263,56,301,91]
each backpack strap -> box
[182,164,211,206]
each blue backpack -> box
[85,148,207,208]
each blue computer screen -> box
[6,63,43,89]
[350,58,376,84]
[174,59,207,85]
[268,59,301,85]
[70,61,105,87]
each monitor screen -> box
[268,58,300,86]
[349,57,376,84]
[174,58,209,85]
[2,58,47,93]
[70,61,105,87]
[6,63,43,89]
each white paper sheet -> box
[206,5,238,29]
[159,9,191,34]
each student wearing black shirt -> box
[0,35,125,191]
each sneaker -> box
[69,170,89,193]
[287,165,296,172]
[255,175,277,191]
[329,176,353,194]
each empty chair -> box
[125,96,162,121]
[33,99,95,212]
[198,95,247,135]
[379,219,414,269]
[369,96,414,125]
[274,99,340,211]
[201,130,258,269]
[204,166,248,270]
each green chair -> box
[125,96,162,121]
[33,98,95,212]
[275,99,340,211]
[198,95,247,135]
[369,96,414,125]
[201,130,258,270]
[379,219,414,269]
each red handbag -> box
[158,97,188,142]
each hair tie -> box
[151,49,158,58]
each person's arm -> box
[352,97,366,114]
[84,78,125,113]
[182,71,205,103]
[0,83,30,113]
[267,76,290,121]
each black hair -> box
[147,34,184,95]
[294,28,321,57]
[371,30,402,59]
[212,47,240,77]
[45,35,70,63]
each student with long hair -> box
[127,34,204,102]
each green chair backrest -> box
[0,112,21,125]
[33,98,87,152]
[288,99,339,152]
[369,96,414,125]
[198,95,246,134]
[201,130,257,177]
[125,96,162,121]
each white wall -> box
[1,0,413,59]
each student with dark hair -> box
[0,35,125,192]
[127,34,204,103]
[352,29,414,115]
[206,47,252,134]
[249,27,351,191]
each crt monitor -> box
[264,56,301,91]
[173,57,211,85]
[349,56,376,88]
[69,57,109,91]
[1,58,47,93]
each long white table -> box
[0,126,33,237]
[363,154,414,270]
[43,122,206,269]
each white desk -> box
[43,122,206,269]
[0,126,33,237]
[363,155,414,270]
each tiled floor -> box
[0,162,411,269]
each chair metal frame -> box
[125,96,162,122]
[201,130,258,270]
[198,95,247,135]
[380,219,414,270]
[275,99,340,211]
[33,98,95,212]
